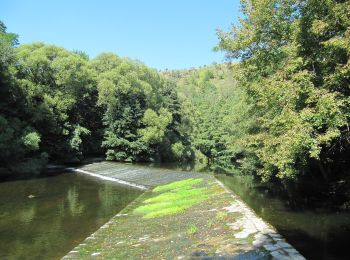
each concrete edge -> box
[62,188,149,259]
[215,179,306,260]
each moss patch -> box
[153,178,203,192]
[134,178,212,218]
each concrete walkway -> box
[63,162,306,259]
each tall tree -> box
[216,0,350,181]
[0,22,46,175]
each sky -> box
[0,0,240,70]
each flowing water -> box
[0,172,142,259]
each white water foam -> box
[66,168,148,190]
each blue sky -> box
[0,0,240,70]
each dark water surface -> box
[216,174,350,260]
[0,172,142,259]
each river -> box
[216,174,350,260]
[0,172,142,259]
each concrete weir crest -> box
[66,167,148,190]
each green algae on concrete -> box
[63,175,305,260]
[134,178,214,218]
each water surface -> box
[216,174,350,260]
[0,172,142,259]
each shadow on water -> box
[0,172,142,259]
[216,174,350,260]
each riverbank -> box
[63,162,305,259]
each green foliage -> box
[3,0,349,185]
[0,23,42,172]
[70,125,91,159]
[163,64,242,170]
[0,20,190,176]
[216,0,350,181]
[171,142,185,160]
[139,108,172,145]
[12,42,101,162]
[93,53,188,162]
[22,131,40,151]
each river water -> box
[0,172,142,259]
[216,174,350,260]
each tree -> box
[15,43,101,162]
[0,21,46,175]
[216,0,350,181]
[93,54,188,162]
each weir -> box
[72,162,208,188]
[63,162,306,259]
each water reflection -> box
[18,205,36,224]
[216,174,350,260]
[67,186,84,216]
[0,173,142,259]
[99,184,118,216]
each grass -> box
[134,178,211,218]
[187,224,198,235]
[215,211,228,221]
[207,219,214,228]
